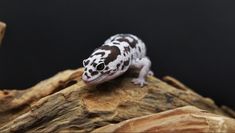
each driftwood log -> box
[93,106,235,133]
[0,21,6,45]
[0,68,234,132]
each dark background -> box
[0,0,234,109]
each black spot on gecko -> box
[105,66,109,70]
[111,38,116,42]
[84,60,90,66]
[124,59,130,66]
[128,35,138,48]
[91,71,99,76]
[88,69,93,73]
[107,71,111,74]
[85,72,91,79]
[99,45,121,65]
[124,46,131,53]
[117,38,130,44]
[131,55,134,60]
[93,52,106,57]
[117,35,138,48]
[121,64,125,70]
[93,63,97,67]
[121,58,130,70]
[116,63,121,70]
[89,69,98,76]
[101,70,111,75]
[138,46,141,52]
[91,59,97,65]
[109,71,115,76]
[113,42,120,45]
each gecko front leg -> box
[130,57,152,87]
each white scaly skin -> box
[82,34,153,87]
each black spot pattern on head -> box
[107,70,111,74]
[109,71,115,76]
[85,72,90,79]
[138,46,141,52]
[91,71,99,76]
[124,59,130,66]
[84,60,90,66]
[121,64,125,70]
[89,69,93,73]
[101,70,111,75]
[93,63,97,67]
[99,45,121,65]
[111,38,116,42]
[113,42,120,45]
[88,69,99,76]
[124,46,131,53]
[116,63,121,70]
[105,66,109,70]
[91,59,96,65]
[93,52,106,57]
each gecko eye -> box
[96,63,105,71]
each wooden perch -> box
[0,21,6,45]
[93,106,235,133]
[0,68,234,132]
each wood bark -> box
[0,21,6,45]
[93,106,235,133]
[0,68,234,133]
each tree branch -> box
[0,21,6,45]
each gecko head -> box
[82,57,116,85]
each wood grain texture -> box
[0,21,6,45]
[0,68,234,133]
[93,106,235,133]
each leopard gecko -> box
[82,34,153,87]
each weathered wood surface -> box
[0,68,234,132]
[0,21,6,45]
[93,106,235,133]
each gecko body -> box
[82,34,152,87]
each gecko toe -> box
[132,78,147,87]
[148,70,154,76]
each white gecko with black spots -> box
[82,34,153,87]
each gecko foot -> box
[132,78,147,87]
[148,70,154,76]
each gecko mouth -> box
[84,78,98,83]
[83,75,107,85]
